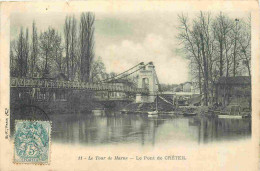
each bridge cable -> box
[153,67,162,93]
[97,62,144,83]
[104,63,150,83]
[153,67,174,105]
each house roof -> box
[217,76,251,85]
[183,82,192,85]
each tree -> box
[64,15,78,81]
[238,16,251,77]
[30,21,39,77]
[10,12,110,83]
[24,28,29,76]
[53,33,64,74]
[232,18,240,77]
[70,16,77,80]
[212,13,233,77]
[90,57,106,82]
[15,27,29,77]
[177,12,251,106]
[79,12,95,82]
[10,40,17,77]
[39,27,61,78]
[177,12,214,105]
[211,13,235,105]
[64,16,71,80]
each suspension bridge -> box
[10,77,149,94]
[11,62,159,96]
[11,62,163,114]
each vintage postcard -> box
[0,1,259,170]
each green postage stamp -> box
[14,120,51,164]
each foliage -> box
[177,12,251,105]
[10,13,97,83]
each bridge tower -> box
[136,62,159,103]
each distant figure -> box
[176,101,179,109]
[213,102,218,110]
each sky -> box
[10,11,249,84]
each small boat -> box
[217,105,250,119]
[120,109,128,114]
[183,113,197,117]
[218,114,250,119]
[148,94,159,117]
[218,115,242,119]
[148,110,159,117]
[92,109,105,116]
[242,114,251,118]
[158,111,176,116]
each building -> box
[183,82,192,92]
[174,82,198,93]
[172,82,200,106]
[215,76,251,109]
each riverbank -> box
[120,102,251,118]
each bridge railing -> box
[94,96,135,101]
[10,77,149,94]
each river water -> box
[50,112,251,146]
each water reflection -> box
[50,113,251,146]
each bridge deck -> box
[10,77,149,94]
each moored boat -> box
[217,105,251,119]
[183,112,197,117]
[120,109,128,114]
[92,109,105,116]
[147,92,159,117]
[218,115,242,119]
[148,110,158,117]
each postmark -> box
[14,120,51,164]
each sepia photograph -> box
[10,11,251,146]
